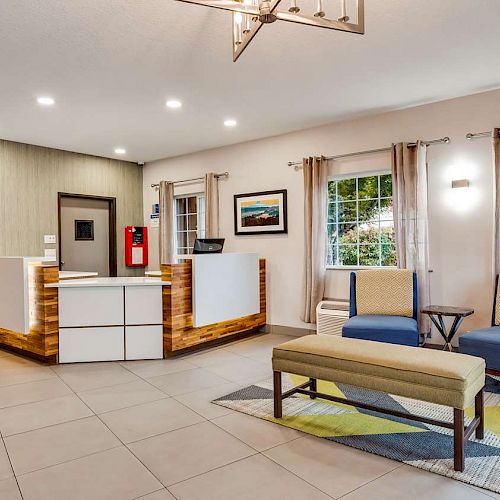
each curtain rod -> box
[466,131,499,140]
[151,171,229,189]
[287,137,450,168]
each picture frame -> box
[75,219,94,241]
[234,189,288,235]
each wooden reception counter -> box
[0,254,266,363]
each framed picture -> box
[234,189,288,235]
[75,220,94,241]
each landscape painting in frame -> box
[234,190,288,235]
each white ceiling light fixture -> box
[176,0,364,61]
[224,119,237,127]
[114,147,127,155]
[37,96,55,106]
[166,99,182,109]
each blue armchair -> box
[459,275,500,371]
[342,269,420,347]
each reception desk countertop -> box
[46,277,169,288]
[59,271,99,280]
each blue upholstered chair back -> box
[491,275,500,327]
[349,271,418,321]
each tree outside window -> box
[327,173,396,267]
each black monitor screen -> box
[193,239,225,254]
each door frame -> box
[58,192,117,277]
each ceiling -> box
[1,0,500,163]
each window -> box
[175,194,205,254]
[327,173,396,267]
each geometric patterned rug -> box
[213,373,500,494]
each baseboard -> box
[261,324,315,337]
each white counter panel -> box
[59,327,124,363]
[192,253,260,327]
[125,325,163,360]
[59,286,124,327]
[125,286,163,326]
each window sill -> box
[326,265,397,271]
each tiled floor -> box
[0,333,498,500]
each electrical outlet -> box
[44,235,57,244]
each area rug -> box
[213,373,500,494]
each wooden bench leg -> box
[475,389,484,440]
[273,371,282,419]
[454,408,465,472]
[309,378,317,399]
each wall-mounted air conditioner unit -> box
[316,300,350,336]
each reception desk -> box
[47,278,166,363]
[0,253,266,363]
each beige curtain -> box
[392,142,430,334]
[159,180,175,264]
[493,128,500,275]
[301,156,328,324]
[204,172,219,238]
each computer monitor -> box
[193,238,225,254]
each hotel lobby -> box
[1,1,500,499]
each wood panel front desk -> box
[0,258,266,362]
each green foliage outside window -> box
[327,174,396,267]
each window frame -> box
[326,169,396,271]
[174,192,206,255]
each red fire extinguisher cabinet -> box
[125,226,148,267]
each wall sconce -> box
[451,179,470,189]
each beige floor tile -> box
[136,489,177,500]
[147,367,230,396]
[129,421,256,486]
[0,366,57,388]
[0,477,22,500]
[119,358,196,378]
[0,439,13,480]
[0,377,72,409]
[78,379,168,414]
[52,362,140,392]
[169,454,330,499]
[0,394,93,436]
[0,349,12,358]
[212,412,302,451]
[0,356,44,370]
[173,382,240,419]
[263,435,399,497]
[340,464,493,500]
[17,446,162,500]
[469,484,500,499]
[99,398,204,443]
[204,357,271,384]
[5,416,121,475]
[188,349,245,368]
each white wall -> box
[143,89,500,341]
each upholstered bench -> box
[272,335,486,472]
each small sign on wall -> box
[150,204,160,228]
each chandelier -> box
[176,0,365,61]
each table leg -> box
[446,315,465,352]
[428,314,449,350]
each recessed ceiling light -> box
[224,119,237,127]
[114,148,126,155]
[166,99,182,109]
[37,96,55,106]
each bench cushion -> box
[459,326,500,371]
[272,335,485,409]
[342,315,419,346]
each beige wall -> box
[0,140,144,276]
[143,89,500,343]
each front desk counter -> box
[46,277,168,363]
[0,254,267,364]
